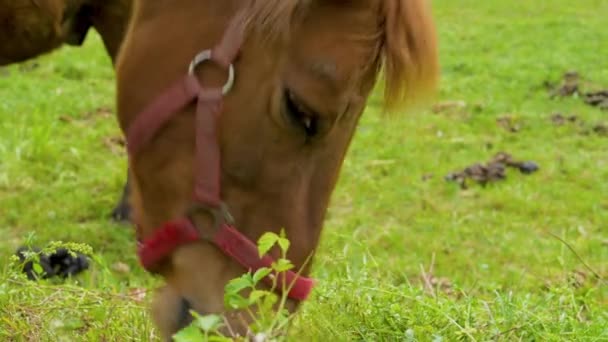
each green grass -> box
[1,1,607,340]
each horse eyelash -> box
[285,89,319,137]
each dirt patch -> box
[431,100,467,114]
[542,268,606,296]
[547,71,608,111]
[568,270,591,289]
[496,114,523,132]
[58,107,114,127]
[1,62,39,77]
[550,112,579,126]
[18,61,40,73]
[431,100,483,119]
[549,112,608,138]
[81,106,113,120]
[103,136,126,155]
[592,123,608,137]
[421,173,434,182]
[421,272,458,298]
[583,90,608,111]
[445,152,539,189]
[418,257,461,299]
[547,71,581,98]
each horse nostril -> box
[176,297,194,331]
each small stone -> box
[112,262,131,274]
[518,161,539,174]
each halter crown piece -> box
[124,12,315,301]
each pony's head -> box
[115,0,438,338]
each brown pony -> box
[115,0,438,339]
[0,0,131,64]
[1,0,133,220]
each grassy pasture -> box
[1,0,607,340]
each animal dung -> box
[547,71,608,111]
[583,90,608,111]
[15,246,90,280]
[445,152,539,189]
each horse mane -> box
[244,0,308,44]
[380,0,439,113]
[244,0,439,114]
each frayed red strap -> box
[137,219,199,271]
[138,220,315,301]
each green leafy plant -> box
[173,230,304,342]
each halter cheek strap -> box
[125,12,315,302]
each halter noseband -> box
[125,12,315,302]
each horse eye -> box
[284,89,319,137]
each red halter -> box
[125,12,315,301]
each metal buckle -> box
[188,49,235,95]
[185,201,235,240]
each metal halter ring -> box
[185,201,235,238]
[188,49,235,95]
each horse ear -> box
[381,0,439,113]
